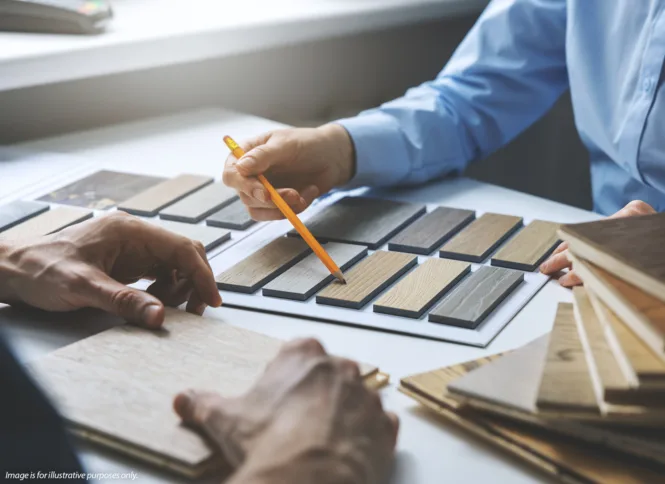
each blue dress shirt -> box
[338,0,665,215]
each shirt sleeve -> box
[337,0,569,188]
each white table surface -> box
[0,108,600,484]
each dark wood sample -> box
[388,206,475,255]
[159,182,238,223]
[206,199,256,230]
[0,200,49,233]
[216,237,311,293]
[0,207,93,241]
[289,197,426,249]
[373,258,471,318]
[439,213,523,263]
[118,174,213,217]
[39,170,164,210]
[316,250,418,309]
[262,243,368,301]
[491,220,561,271]
[157,220,231,252]
[428,266,524,328]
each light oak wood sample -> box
[0,207,92,241]
[206,199,256,230]
[0,200,49,233]
[491,220,561,271]
[118,174,213,217]
[536,303,600,413]
[439,213,523,263]
[216,237,311,293]
[156,220,231,252]
[159,183,239,223]
[373,258,470,318]
[262,243,368,301]
[291,197,426,249]
[316,250,417,309]
[387,206,475,255]
[428,266,523,328]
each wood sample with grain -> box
[156,220,231,252]
[491,220,561,271]
[206,199,256,230]
[316,250,418,309]
[216,237,311,293]
[118,174,213,217]
[387,206,475,255]
[439,213,523,262]
[0,200,49,233]
[159,183,239,223]
[290,197,426,249]
[262,243,368,301]
[0,207,93,241]
[428,266,523,328]
[373,258,470,318]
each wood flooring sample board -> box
[374,258,470,318]
[118,174,213,217]
[156,220,231,252]
[206,199,256,230]
[387,207,475,255]
[262,243,368,301]
[428,266,523,328]
[292,197,426,249]
[0,207,92,241]
[0,200,49,233]
[159,183,238,223]
[491,220,561,271]
[316,250,418,309]
[216,237,311,293]
[439,213,523,263]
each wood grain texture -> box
[387,206,475,255]
[290,197,426,249]
[118,174,213,217]
[156,220,231,252]
[439,212,523,263]
[491,220,561,271]
[206,199,256,230]
[159,183,239,223]
[428,266,523,329]
[262,243,368,301]
[373,258,471,318]
[0,200,49,233]
[0,207,92,241]
[216,237,311,293]
[316,250,417,309]
[536,303,600,413]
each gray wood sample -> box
[262,243,368,301]
[491,220,561,271]
[290,197,426,249]
[439,213,523,263]
[118,174,213,217]
[428,266,524,328]
[159,182,238,223]
[156,220,231,252]
[0,200,49,233]
[216,237,311,293]
[388,206,475,255]
[373,258,471,318]
[206,199,256,230]
[0,207,93,241]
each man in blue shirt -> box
[223,0,662,286]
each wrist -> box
[318,123,356,187]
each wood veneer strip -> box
[156,220,231,252]
[0,206,92,241]
[491,220,561,271]
[159,183,239,223]
[206,199,256,230]
[0,200,50,233]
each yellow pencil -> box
[223,135,346,284]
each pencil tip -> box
[333,271,346,284]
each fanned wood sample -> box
[216,237,311,293]
[159,183,239,223]
[491,220,561,271]
[373,258,470,318]
[428,266,523,329]
[316,250,417,309]
[262,243,368,301]
[0,207,92,241]
[290,197,426,249]
[156,220,231,252]
[206,199,256,230]
[0,200,49,233]
[118,174,213,217]
[387,206,475,255]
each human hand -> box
[174,339,398,484]
[0,212,221,328]
[223,125,355,221]
[539,200,656,287]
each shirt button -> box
[643,77,654,92]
